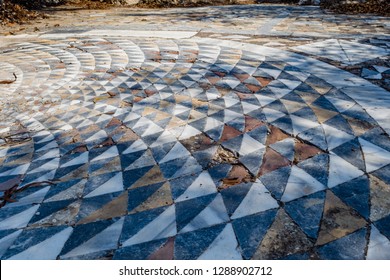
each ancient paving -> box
[0,4,390,260]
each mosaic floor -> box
[1,4,390,260]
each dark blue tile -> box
[127,182,165,212]
[208,164,232,186]
[221,183,251,216]
[284,191,326,239]
[372,164,390,185]
[292,107,318,122]
[247,125,268,145]
[205,125,224,142]
[265,100,289,114]
[120,206,170,244]
[60,219,117,256]
[75,191,122,222]
[279,252,310,260]
[297,154,329,186]
[232,209,278,260]
[169,172,201,200]
[83,172,119,196]
[159,157,191,179]
[175,223,226,260]
[113,238,168,260]
[331,138,365,171]
[226,117,245,133]
[311,96,338,112]
[120,150,144,170]
[2,225,69,259]
[260,166,291,200]
[54,163,85,180]
[175,193,217,232]
[240,152,264,176]
[150,142,176,163]
[123,166,154,189]
[331,176,370,219]
[374,215,390,240]
[298,126,328,151]
[316,228,367,260]
[271,115,293,136]
[28,199,76,224]
[361,127,390,153]
[246,108,267,123]
[324,114,354,135]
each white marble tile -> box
[61,152,89,168]
[180,194,229,233]
[231,181,279,219]
[91,147,119,162]
[325,96,355,113]
[254,94,276,107]
[122,205,176,247]
[85,130,107,144]
[150,131,177,148]
[85,172,123,198]
[27,158,59,174]
[176,171,217,202]
[174,104,191,115]
[279,79,302,90]
[262,108,286,123]
[198,223,242,260]
[0,163,30,177]
[239,134,265,156]
[241,101,261,114]
[0,230,22,258]
[281,166,326,202]
[8,227,73,260]
[5,187,50,208]
[290,115,319,136]
[322,123,355,151]
[61,218,124,259]
[367,226,390,260]
[292,39,388,65]
[159,142,191,164]
[222,77,242,89]
[224,109,242,123]
[0,205,39,230]
[328,153,364,188]
[204,117,224,132]
[141,123,164,137]
[179,125,202,140]
[359,138,390,173]
[32,148,60,162]
[125,151,156,171]
[36,141,58,152]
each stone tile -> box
[253,209,313,260]
[316,191,367,246]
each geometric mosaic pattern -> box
[1,36,390,260]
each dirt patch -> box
[136,0,257,8]
[0,1,46,24]
[321,0,390,16]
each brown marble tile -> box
[148,237,175,260]
[258,148,290,177]
[294,141,323,163]
[253,209,313,260]
[220,125,242,142]
[244,115,265,133]
[78,192,128,225]
[129,182,173,214]
[129,165,166,189]
[369,175,390,222]
[316,190,367,246]
[265,125,290,146]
